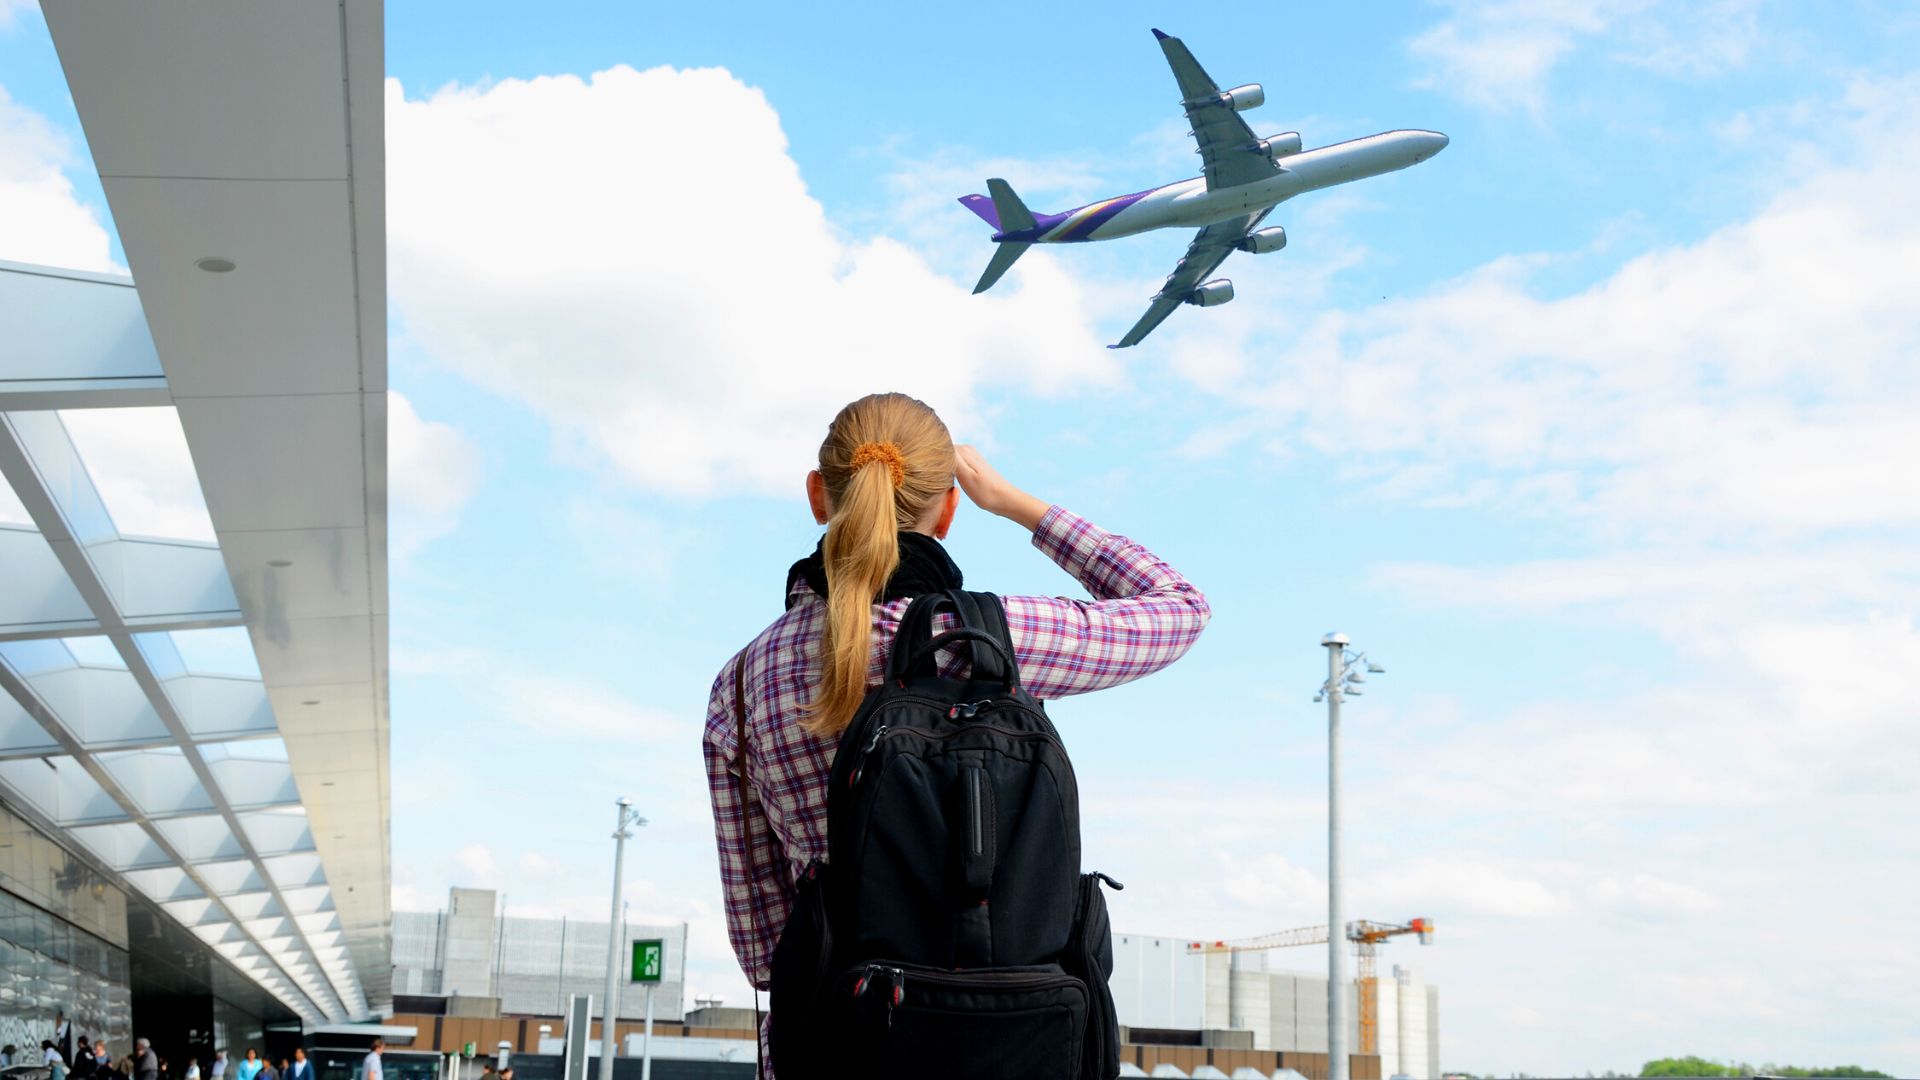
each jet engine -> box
[1186,279,1236,307]
[1218,83,1265,112]
[1254,132,1302,160]
[1237,226,1287,254]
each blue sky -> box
[5,0,1920,1074]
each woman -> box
[234,1051,261,1080]
[42,1040,67,1080]
[702,393,1210,1045]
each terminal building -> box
[390,888,687,1022]
[1111,933,1440,1080]
[2,0,393,1069]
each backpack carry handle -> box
[900,628,1020,691]
[888,590,1020,688]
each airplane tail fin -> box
[972,241,1031,294]
[957,194,1001,230]
[984,177,1037,233]
[963,178,1038,292]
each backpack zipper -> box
[851,717,1065,788]
[855,961,1080,1007]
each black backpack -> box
[759,589,1123,1080]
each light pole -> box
[600,797,647,1080]
[1317,633,1384,1080]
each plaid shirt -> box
[702,504,1210,993]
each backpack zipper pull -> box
[1093,871,1126,891]
[947,699,994,720]
[885,967,905,1027]
[850,726,890,787]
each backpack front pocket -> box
[823,960,1088,1080]
[1063,872,1122,1079]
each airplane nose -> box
[1423,131,1449,154]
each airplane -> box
[960,28,1449,348]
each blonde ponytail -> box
[805,394,954,735]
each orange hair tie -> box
[848,440,906,488]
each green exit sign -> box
[462,1044,475,1058]
[630,939,664,983]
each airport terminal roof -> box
[0,3,389,1023]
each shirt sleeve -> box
[701,654,791,990]
[1000,505,1211,700]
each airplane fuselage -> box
[992,129,1449,245]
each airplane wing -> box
[1155,29,1278,192]
[1111,209,1269,348]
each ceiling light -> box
[268,559,293,568]
[301,700,320,706]
[195,256,236,273]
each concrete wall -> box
[1227,969,1272,1048]
[442,887,499,996]
[1427,986,1440,1080]
[1106,932,1438,1068]
[1374,975,1399,1071]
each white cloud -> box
[1218,853,1327,912]
[1595,872,1721,917]
[515,851,571,881]
[494,672,693,746]
[388,389,482,558]
[385,66,1114,499]
[1188,78,1920,543]
[1357,855,1569,919]
[391,881,444,913]
[59,407,217,541]
[453,842,498,881]
[0,84,119,273]
[1409,0,1763,113]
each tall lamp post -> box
[1317,633,1384,1080]
[600,797,648,1080]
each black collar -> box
[785,531,963,609]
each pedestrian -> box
[209,1050,227,1080]
[703,394,1211,1073]
[53,1013,73,1066]
[132,1040,157,1080]
[496,1070,513,1080]
[286,1049,311,1080]
[185,1058,201,1080]
[1,1044,16,1068]
[42,1040,67,1080]
[71,1037,95,1080]
[236,1051,261,1080]
[254,1061,274,1080]
[94,1042,110,1074]
[360,1038,383,1080]
[478,1065,494,1080]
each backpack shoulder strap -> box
[728,650,767,1077]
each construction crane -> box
[1186,917,1434,1056]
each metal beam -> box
[0,379,173,411]
[0,611,248,642]
[0,413,363,1018]
[0,660,328,1022]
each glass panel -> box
[165,629,261,680]
[59,407,216,543]
[63,635,126,668]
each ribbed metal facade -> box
[1105,932,1440,1076]
[390,891,687,1021]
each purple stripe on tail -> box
[958,194,1000,230]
